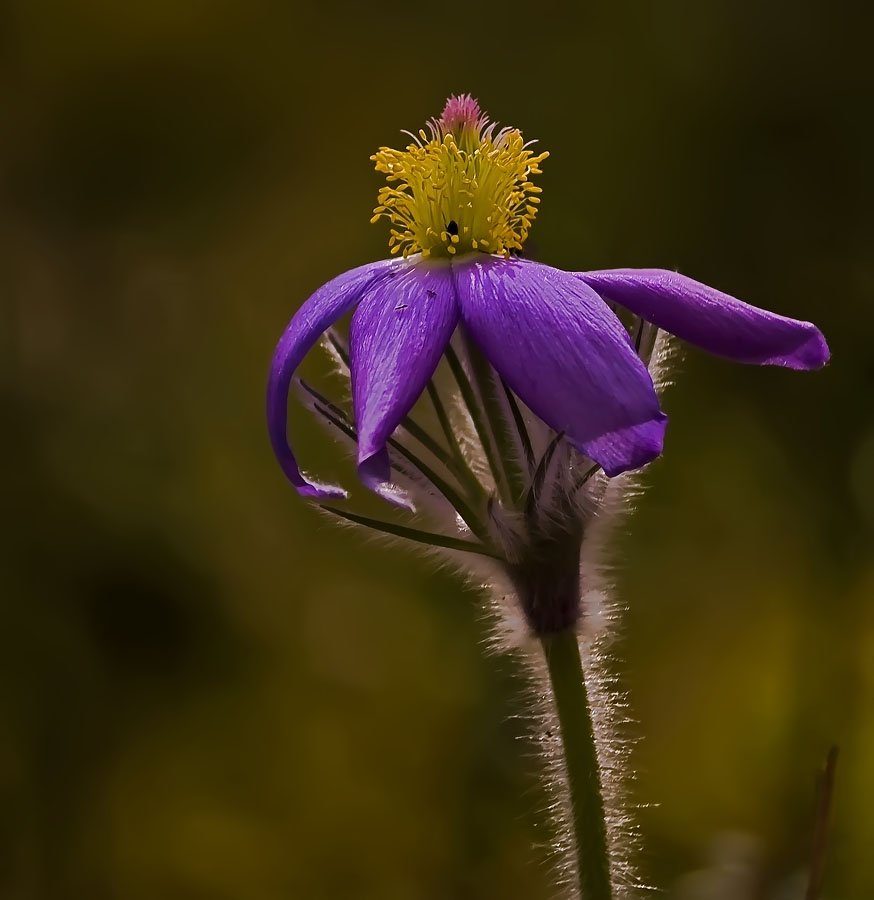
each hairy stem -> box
[460,333,528,505]
[541,629,613,900]
[425,380,486,501]
[444,342,507,496]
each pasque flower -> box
[267,94,828,505]
[267,95,831,900]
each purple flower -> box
[266,96,832,900]
[267,95,828,503]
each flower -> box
[266,96,833,898]
[268,94,828,506]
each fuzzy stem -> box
[444,342,507,495]
[425,380,486,502]
[460,333,528,505]
[541,629,613,900]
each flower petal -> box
[350,261,459,497]
[454,256,667,477]
[576,269,829,369]
[267,258,403,497]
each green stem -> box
[460,334,528,506]
[425,380,486,502]
[541,629,613,900]
[444,343,507,496]
[320,506,500,559]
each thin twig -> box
[805,745,839,900]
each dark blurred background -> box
[1,2,872,898]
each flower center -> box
[370,94,548,259]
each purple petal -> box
[576,269,829,369]
[350,261,459,498]
[267,258,403,497]
[454,256,667,477]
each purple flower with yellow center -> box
[265,93,832,644]
[267,95,831,900]
[268,94,827,510]
[266,91,830,631]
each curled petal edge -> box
[266,258,404,498]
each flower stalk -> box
[542,628,612,900]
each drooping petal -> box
[576,269,829,369]
[454,256,667,477]
[267,258,404,497]
[350,260,459,497]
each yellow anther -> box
[370,100,547,259]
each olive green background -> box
[1,2,872,898]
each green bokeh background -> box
[1,2,872,898]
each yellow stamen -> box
[370,98,548,259]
